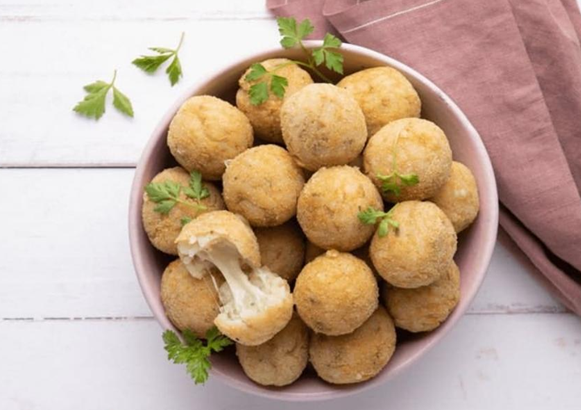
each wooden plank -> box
[1,314,580,408]
[0,168,150,318]
[0,19,279,167]
[0,0,271,21]
[0,168,563,318]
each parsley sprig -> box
[73,70,134,120]
[245,63,289,105]
[180,217,193,227]
[132,32,185,86]
[377,126,419,196]
[163,327,233,384]
[358,206,399,237]
[247,17,344,105]
[145,170,209,215]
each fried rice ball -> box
[310,306,396,384]
[338,67,421,137]
[383,262,461,332]
[364,118,452,202]
[160,259,223,338]
[280,84,367,171]
[236,58,313,144]
[294,251,378,336]
[167,96,253,180]
[223,145,305,227]
[370,201,457,288]
[177,211,293,345]
[255,221,305,282]
[297,166,383,252]
[430,161,480,233]
[304,241,325,264]
[236,313,309,386]
[142,167,225,255]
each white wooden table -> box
[1,1,580,409]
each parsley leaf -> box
[249,82,269,105]
[163,327,233,385]
[206,327,233,353]
[145,181,182,214]
[153,200,174,214]
[180,216,193,227]
[132,32,185,86]
[312,33,344,74]
[132,53,172,73]
[145,170,209,215]
[183,170,210,202]
[377,174,402,197]
[278,17,314,48]
[145,181,181,203]
[377,126,420,196]
[270,75,288,98]
[378,171,420,196]
[166,56,182,86]
[245,63,268,81]
[83,81,110,93]
[112,87,134,117]
[276,17,343,81]
[245,64,273,105]
[245,63,289,105]
[73,70,133,120]
[73,87,108,120]
[357,207,388,225]
[247,18,343,106]
[399,173,420,186]
[358,206,399,237]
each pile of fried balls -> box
[142,60,480,386]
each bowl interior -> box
[129,43,498,401]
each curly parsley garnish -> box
[163,327,233,384]
[358,206,399,237]
[145,170,209,215]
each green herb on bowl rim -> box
[163,327,233,385]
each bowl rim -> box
[128,41,499,402]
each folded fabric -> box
[267,0,581,314]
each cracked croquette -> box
[176,211,293,346]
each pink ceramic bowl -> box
[129,42,498,401]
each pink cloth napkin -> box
[268,0,581,315]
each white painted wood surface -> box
[0,1,579,409]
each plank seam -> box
[0,311,570,322]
